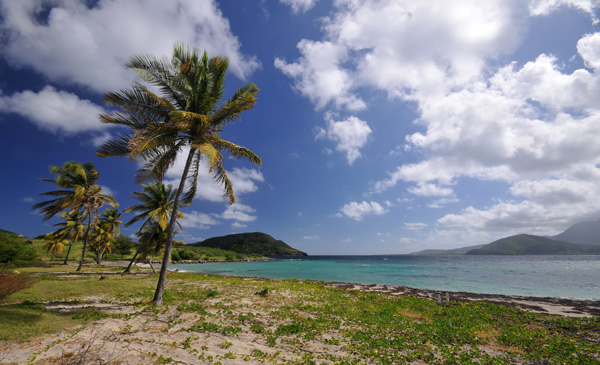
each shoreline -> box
[46,260,600,317]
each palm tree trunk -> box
[62,239,74,265]
[123,247,140,273]
[96,243,103,265]
[152,148,195,305]
[77,214,93,272]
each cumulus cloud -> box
[0,86,106,134]
[529,0,598,22]
[165,148,265,203]
[338,201,389,221]
[274,40,366,111]
[180,211,220,229]
[0,0,259,92]
[221,203,257,222]
[316,116,372,164]
[280,0,319,13]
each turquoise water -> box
[170,255,600,300]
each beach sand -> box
[1,270,598,364]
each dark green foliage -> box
[113,235,135,259]
[0,232,38,267]
[467,234,600,255]
[192,232,307,257]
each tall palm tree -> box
[33,161,118,271]
[52,212,86,265]
[91,208,123,264]
[98,44,261,305]
[122,181,183,273]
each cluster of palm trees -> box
[35,43,261,305]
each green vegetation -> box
[98,43,262,305]
[0,232,39,268]
[467,234,600,255]
[192,232,307,257]
[0,270,598,363]
[33,161,118,271]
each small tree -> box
[113,235,135,260]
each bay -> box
[170,255,600,300]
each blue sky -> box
[1,0,600,254]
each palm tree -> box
[135,220,170,274]
[42,233,66,261]
[98,44,261,305]
[122,181,183,273]
[33,161,118,271]
[52,212,86,265]
[91,208,123,264]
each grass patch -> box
[0,303,104,342]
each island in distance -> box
[191,232,307,257]
[411,220,600,255]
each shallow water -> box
[170,255,600,300]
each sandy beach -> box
[1,266,599,364]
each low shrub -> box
[0,271,33,300]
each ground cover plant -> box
[0,271,598,364]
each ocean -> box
[170,255,600,300]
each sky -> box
[1,0,600,255]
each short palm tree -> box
[123,181,183,273]
[98,44,261,304]
[51,212,86,265]
[33,161,118,271]
[42,233,67,261]
[91,208,123,264]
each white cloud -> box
[338,201,389,221]
[165,148,264,203]
[407,182,454,197]
[529,0,598,22]
[221,203,257,222]
[274,40,366,111]
[303,235,320,240]
[577,32,600,69]
[99,185,116,197]
[22,197,35,203]
[0,86,106,134]
[316,116,372,164]
[280,0,319,13]
[404,222,428,230]
[0,0,259,93]
[180,211,220,229]
[231,222,247,229]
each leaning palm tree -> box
[51,212,86,265]
[91,208,123,264]
[122,181,183,273]
[33,161,118,271]
[135,220,170,274]
[98,43,261,305]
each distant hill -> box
[411,244,485,255]
[465,234,600,255]
[191,232,307,257]
[550,220,600,245]
[0,228,25,238]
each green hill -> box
[410,244,485,255]
[191,232,307,257]
[465,234,600,255]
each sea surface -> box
[170,255,600,300]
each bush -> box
[0,233,38,267]
[0,271,33,300]
[178,250,199,260]
[171,251,181,261]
